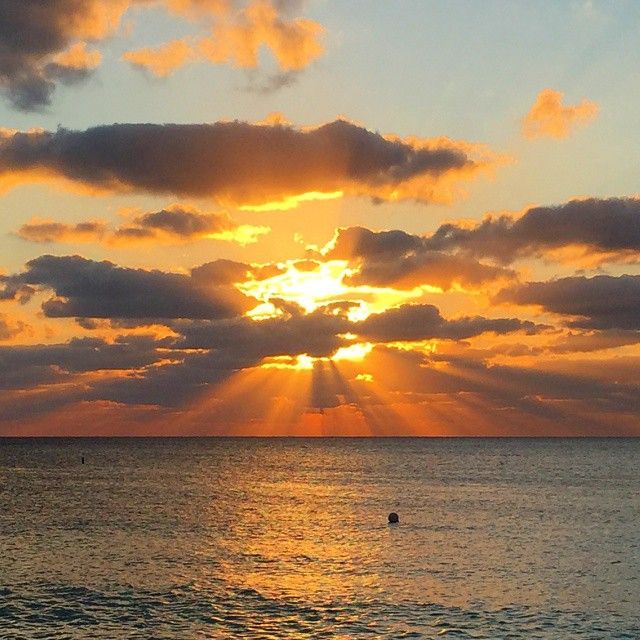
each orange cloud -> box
[0,120,506,207]
[51,42,102,71]
[198,0,324,70]
[522,88,599,139]
[0,313,30,342]
[122,39,193,77]
[16,205,269,247]
[1,0,324,111]
[120,0,324,79]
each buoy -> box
[81,456,85,464]
[388,512,399,524]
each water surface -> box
[1,438,639,638]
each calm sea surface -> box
[1,438,639,639]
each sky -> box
[0,0,639,436]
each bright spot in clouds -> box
[239,190,344,212]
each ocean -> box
[1,438,639,638]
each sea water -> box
[1,438,639,638]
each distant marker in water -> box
[388,512,399,524]
[81,455,85,464]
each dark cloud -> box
[425,198,640,264]
[127,206,234,237]
[495,274,640,330]
[0,120,498,205]
[0,255,254,320]
[325,226,513,290]
[0,335,167,390]
[17,205,268,246]
[191,259,285,284]
[17,220,108,244]
[0,0,118,111]
[355,304,540,342]
[173,309,351,358]
[547,329,640,354]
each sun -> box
[241,259,357,314]
[240,259,421,369]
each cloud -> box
[43,42,102,84]
[495,274,640,329]
[424,197,640,265]
[191,258,285,284]
[355,304,541,342]
[522,88,599,139]
[174,309,351,358]
[17,220,109,244]
[122,39,193,78]
[0,120,504,207]
[0,0,129,111]
[0,255,255,320]
[0,1,324,110]
[16,204,269,246]
[324,226,514,290]
[0,335,169,387]
[547,330,640,354]
[0,313,29,341]
[198,0,323,71]
[124,0,324,79]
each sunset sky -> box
[1,0,639,436]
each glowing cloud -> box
[0,120,505,207]
[16,205,269,247]
[522,89,599,139]
[122,40,193,78]
[198,0,324,71]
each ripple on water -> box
[1,582,640,639]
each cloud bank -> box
[0,120,502,206]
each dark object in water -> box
[388,512,399,524]
[81,456,85,464]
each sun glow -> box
[261,354,317,370]
[239,190,344,212]
[333,341,372,362]
[241,260,353,313]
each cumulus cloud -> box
[17,205,269,246]
[0,255,255,320]
[123,0,323,79]
[324,226,514,290]
[495,274,640,330]
[0,335,169,387]
[424,197,640,265]
[122,40,193,78]
[0,0,130,110]
[174,310,351,357]
[0,120,501,207]
[191,258,285,284]
[522,88,599,139]
[0,0,324,110]
[198,0,323,70]
[355,304,541,342]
